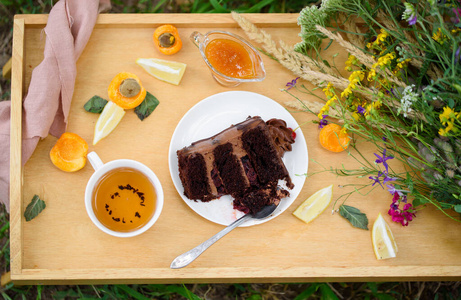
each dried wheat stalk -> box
[338,13,366,49]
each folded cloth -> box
[0,0,111,212]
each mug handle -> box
[87,151,104,171]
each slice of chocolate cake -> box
[177,116,295,214]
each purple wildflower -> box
[374,148,394,173]
[383,176,397,185]
[389,88,396,97]
[386,184,398,195]
[370,171,396,188]
[386,184,403,196]
[357,105,366,115]
[408,15,417,25]
[285,77,300,90]
[318,114,328,129]
[369,171,384,187]
[403,3,417,26]
[456,47,461,64]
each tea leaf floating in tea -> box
[24,195,46,221]
[92,167,156,232]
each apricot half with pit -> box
[107,72,146,109]
[50,132,89,172]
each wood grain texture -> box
[10,18,25,279]
[10,14,461,284]
[15,13,299,27]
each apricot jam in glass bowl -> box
[190,30,266,87]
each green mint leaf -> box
[24,195,46,221]
[412,197,428,207]
[454,205,461,213]
[84,95,108,113]
[339,204,368,230]
[134,91,160,121]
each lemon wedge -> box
[136,58,186,85]
[93,101,125,145]
[293,184,333,224]
[372,213,398,260]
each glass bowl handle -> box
[190,31,205,49]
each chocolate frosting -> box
[266,118,295,156]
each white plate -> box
[168,91,308,226]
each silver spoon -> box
[170,203,278,269]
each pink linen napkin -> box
[0,0,111,212]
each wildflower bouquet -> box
[232,0,461,228]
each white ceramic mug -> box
[84,151,164,237]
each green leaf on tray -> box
[454,204,461,213]
[135,91,160,121]
[339,204,368,230]
[84,95,108,113]
[24,195,46,221]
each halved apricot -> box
[107,72,146,109]
[50,132,89,172]
[319,123,351,152]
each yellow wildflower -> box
[341,87,353,98]
[323,82,335,98]
[432,28,447,44]
[318,109,327,119]
[318,95,337,119]
[375,52,396,69]
[345,55,358,71]
[376,77,391,90]
[351,70,365,81]
[367,68,377,81]
[326,96,337,106]
[377,29,389,43]
[394,58,411,75]
[372,100,383,109]
[341,71,364,98]
[440,106,456,125]
[446,121,455,132]
[439,121,455,136]
[439,127,448,136]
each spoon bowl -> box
[170,203,279,269]
[252,203,278,219]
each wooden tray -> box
[10,14,461,284]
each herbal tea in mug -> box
[92,167,156,232]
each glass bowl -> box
[190,30,266,87]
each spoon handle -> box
[170,213,251,269]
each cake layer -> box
[176,116,295,213]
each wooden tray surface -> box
[10,14,461,284]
